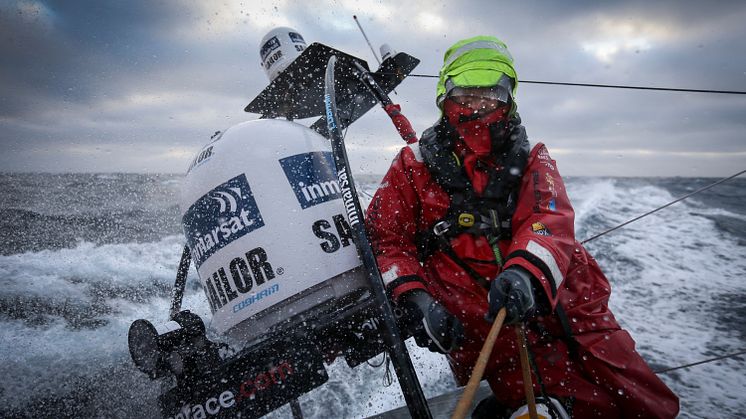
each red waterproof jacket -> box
[367,137,679,418]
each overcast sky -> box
[1,0,745,176]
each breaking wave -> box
[0,174,744,418]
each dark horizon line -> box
[0,170,739,179]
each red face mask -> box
[444,99,510,157]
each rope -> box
[520,80,746,95]
[655,349,746,374]
[383,353,394,387]
[581,169,746,244]
[399,73,746,95]
[366,351,387,368]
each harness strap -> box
[418,207,506,292]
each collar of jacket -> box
[419,116,530,200]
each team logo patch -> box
[183,174,265,268]
[531,222,552,236]
[545,172,558,197]
[280,152,342,209]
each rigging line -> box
[654,349,746,374]
[581,168,746,244]
[353,15,381,66]
[519,80,746,95]
[395,73,746,95]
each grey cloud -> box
[0,0,744,176]
[1,1,259,118]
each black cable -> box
[581,169,746,244]
[406,73,438,78]
[366,351,387,368]
[520,80,746,95]
[523,329,557,417]
[396,73,746,95]
[654,349,746,374]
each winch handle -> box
[451,308,506,419]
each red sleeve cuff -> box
[386,275,428,303]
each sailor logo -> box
[260,36,281,61]
[280,152,342,209]
[187,145,214,174]
[200,246,279,314]
[183,174,265,268]
[531,222,552,236]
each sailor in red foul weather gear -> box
[366,36,679,418]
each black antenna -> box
[353,15,381,67]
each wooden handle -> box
[451,308,506,419]
[517,324,538,419]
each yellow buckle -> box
[458,213,475,227]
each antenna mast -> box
[353,15,381,66]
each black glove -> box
[400,289,464,354]
[487,266,536,324]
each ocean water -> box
[0,173,744,418]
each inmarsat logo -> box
[211,188,240,212]
[280,152,342,209]
[183,174,264,268]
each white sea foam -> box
[569,179,746,417]
[0,179,744,417]
[0,235,211,410]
